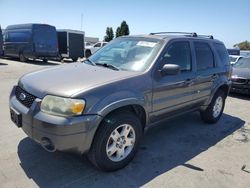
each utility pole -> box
[81,13,83,31]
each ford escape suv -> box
[9,32,231,171]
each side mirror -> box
[160,64,180,76]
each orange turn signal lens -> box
[71,103,85,114]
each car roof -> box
[6,23,54,30]
[121,33,223,44]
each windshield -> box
[229,56,237,63]
[234,58,250,68]
[88,37,162,72]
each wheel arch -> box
[202,83,230,110]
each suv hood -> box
[232,67,250,79]
[19,63,140,98]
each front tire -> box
[200,90,226,124]
[88,111,142,171]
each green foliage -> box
[120,21,130,36]
[116,27,121,38]
[115,21,130,38]
[104,27,114,42]
[234,41,250,50]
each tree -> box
[234,41,250,50]
[104,27,114,42]
[115,21,130,38]
[120,21,130,36]
[115,26,121,38]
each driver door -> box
[151,40,196,122]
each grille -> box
[232,78,247,84]
[15,86,37,108]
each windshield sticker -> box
[137,41,156,47]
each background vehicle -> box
[3,23,58,62]
[231,57,250,94]
[57,29,85,62]
[10,32,231,171]
[0,27,3,56]
[229,55,242,65]
[85,41,107,57]
[227,48,240,56]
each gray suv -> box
[9,32,231,171]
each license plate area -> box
[10,108,22,127]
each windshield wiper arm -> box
[96,63,119,71]
[84,58,96,66]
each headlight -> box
[41,95,85,117]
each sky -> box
[0,0,249,47]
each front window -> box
[94,43,101,47]
[88,37,161,72]
[162,41,192,71]
[233,58,250,68]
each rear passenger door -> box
[151,40,196,121]
[192,41,217,103]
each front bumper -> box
[9,86,102,154]
[231,82,250,94]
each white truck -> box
[85,41,108,57]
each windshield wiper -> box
[84,58,96,66]
[96,63,120,71]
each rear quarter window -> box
[5,31,31,42]
[214,43,230,65]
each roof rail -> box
[150,32,198,37]
[149,32,214,39]
[197,35,214,39]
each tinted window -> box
[163,42,192,71]
[194,42,214,70]
[234,58,250,68]
[214,43,230,65]
[94,43,101,47]
[7,31,31,42]
[103,43,107,46]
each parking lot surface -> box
[0,58,250,188]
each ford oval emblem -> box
[19,93,26,101]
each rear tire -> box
[19,53,27,62]
[72,58,78,62]
[43,59,48,63]
[88,111,142,171]
[200,90,226,124]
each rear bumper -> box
[9,86,102,154]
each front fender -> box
[87,90,150,122]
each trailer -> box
[57,29,85,61]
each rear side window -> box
[214,43,230,65]
[194,42,214,70]
[6,31,31,42]
[163,41,192,71]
